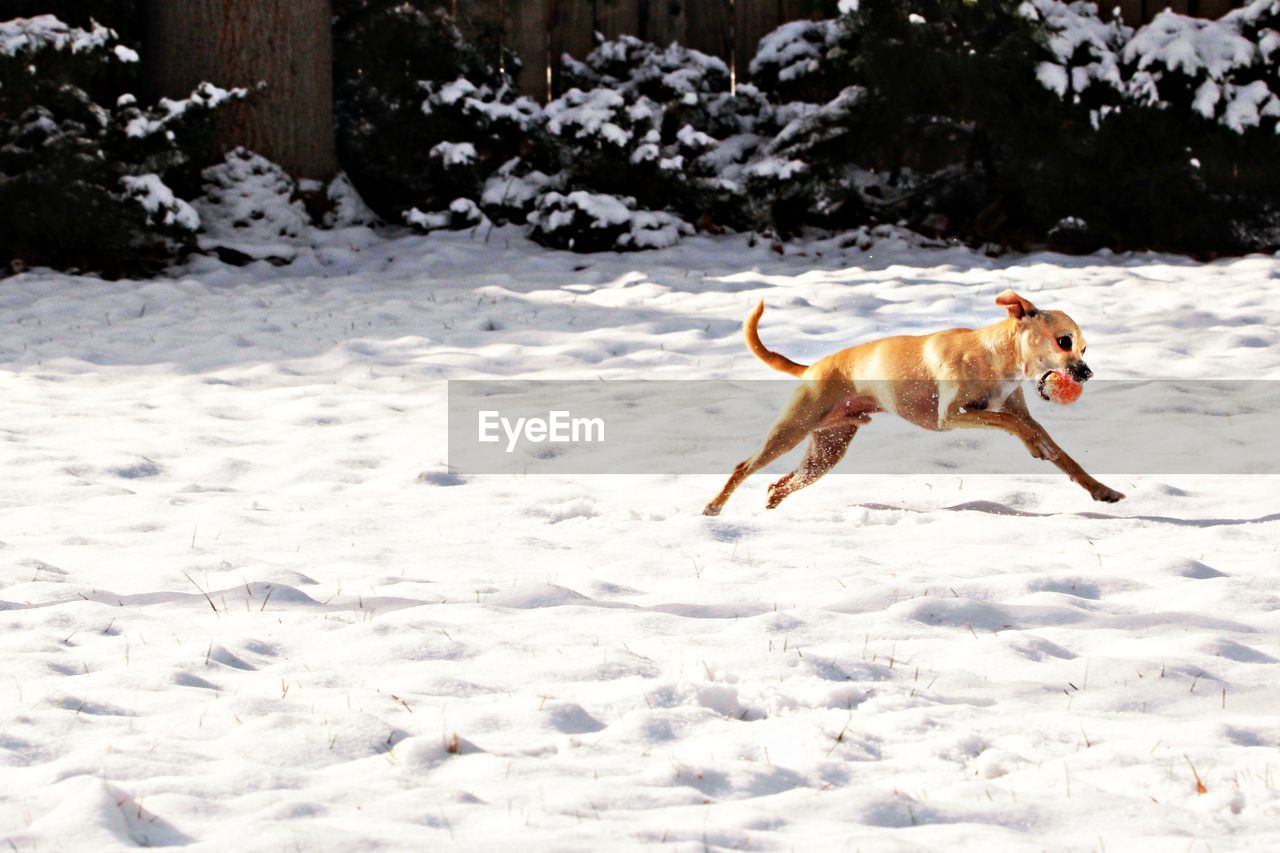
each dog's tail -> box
[744,300,808,377]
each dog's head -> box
[995,290,1092,396]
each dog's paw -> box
[765,478,791,509]
[702,503,723,516]
[1090,485,1125,503]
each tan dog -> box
[703,290,1124,515]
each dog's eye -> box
[1056,335,1073,351]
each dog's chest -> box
[968,380,1020,412]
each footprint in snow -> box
[418,470,466,486]
[1203,638,1277,663]
[1222,725,1275,747]
[1025,577,1103,600]
[207,645,256,671]
[173,672,220,691]
[109,458,161,479]
[53,695,133,716]
[545,703,606,734]
[1165,558,1226,579]
[702,520,756,542]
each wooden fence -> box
[439,0,1246,101]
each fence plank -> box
[1115,0,1145,27]
[507,0,551,99]
[777,0,813,24]
[684,0,732,67]
[595,0,643,41]
[645,0,689,47]
[549,0,596,93]
[457,0,506,70]
[735,0,779,83]
[1197,0,1236,18]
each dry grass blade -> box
[183,572,219,614]
[1184,754,1207,795]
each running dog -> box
[703,290,1123,515]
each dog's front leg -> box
[995,388,1060,462]
[999,389,1124,502]
[940,404,1124,503]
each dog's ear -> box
[995,290,1038,320]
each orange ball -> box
[1042,371,1083,405]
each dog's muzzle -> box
[1038,363,1091,400]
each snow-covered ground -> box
[2,227,1279,851]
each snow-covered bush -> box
[749,87,870,234]
[192,148,383,258]
[1030,0,1280,133]
[3,0,139,41]
[560,35,732,101]
[743,0,1280,253]
[121,173,201,233]
[1029,0,1130,114]
[518,35,781,241]
[1121,4,1280,133]
[324,172,380,229]
[527,191,692,252]
[1025,0,1280,251]
[405,197,487,232]
[193,148,313,261]
[539,85,693,212]
[0,14,242,276]
[332,18,785,249]
[743,0,1064,241]
[750,19,851,103]
[480,160,559,224]
[333,0,539,226]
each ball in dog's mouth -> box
[1037,370,1083,405]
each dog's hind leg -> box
[702,387,828,516]
[766,422,859,509]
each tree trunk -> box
[144,0,337,181]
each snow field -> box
[2,227,1280,849]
